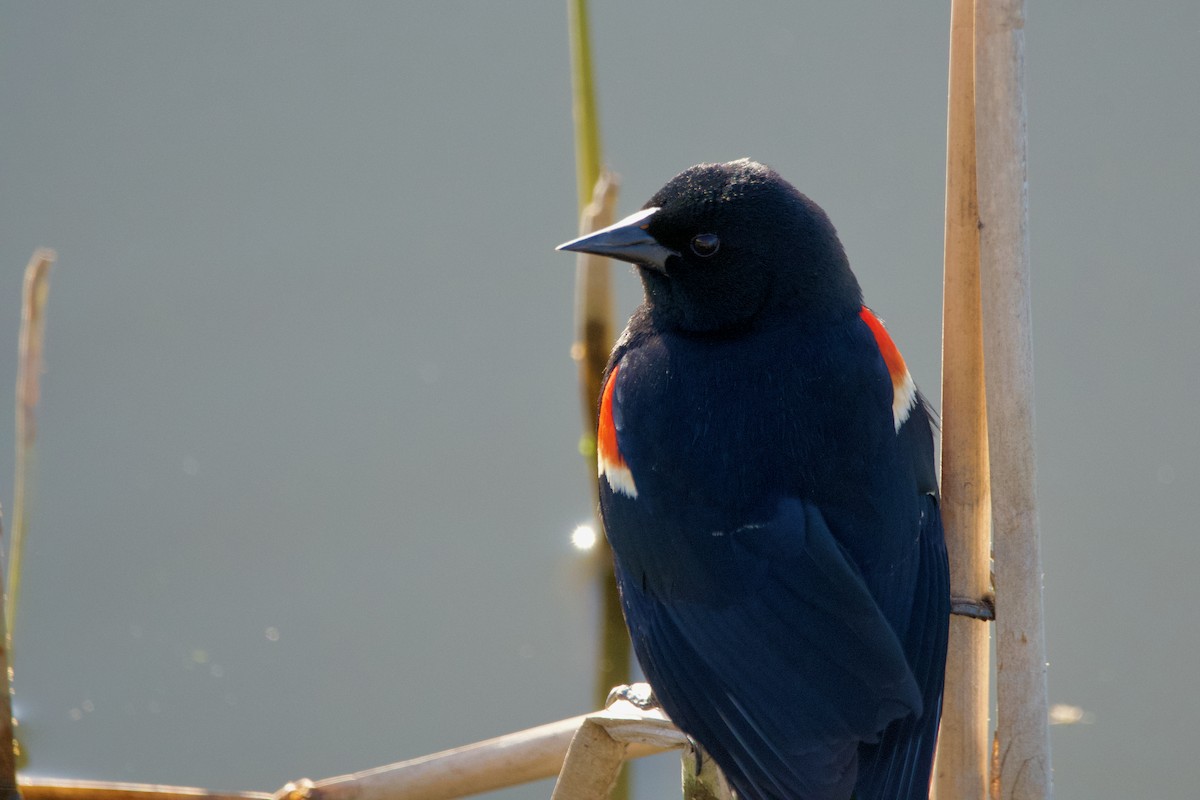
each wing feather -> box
[853,495,949,800]
[616,498,922,800]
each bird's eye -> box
[690,233,720,258]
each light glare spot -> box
[265,627,280,642]
[571,524,597,551]
[1049,703,1093,725]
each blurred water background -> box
[1,3,1197,798]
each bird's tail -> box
[852,498,950,800]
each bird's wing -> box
[617,498,923,800]
[852,494,949,800]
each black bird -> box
[557,159,949,800]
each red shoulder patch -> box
[597,365,638,497]
[859,306,908,383]
[859,306,918,430]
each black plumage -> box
[558,159,949,800]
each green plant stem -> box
[568,0,602,212]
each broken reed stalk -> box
[566,10,632,788]
[572,174,629,718]
[933,2,991,799]
[573,173,618,440]
[974,2,1052,798]
[0,249,57,800]
[297,698,684,800]
[550,717,627,800]
[13,699,685,800]
[8,249,55,644]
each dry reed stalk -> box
[0,249,56,800]
[933,1,992,798]
[550,718,627,800]
[17,778,269,800]
[14,701,683,800]
[974,1,1052,797]
[277,697,682,800]
[565,19,631,800]
[570,173,631,715]
[8,249,55,644]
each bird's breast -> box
[602,322,895,522]
[598,316,926,604]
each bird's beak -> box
[556,207,678,273]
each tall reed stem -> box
[934,2,992,797]
[975,2,1052,796]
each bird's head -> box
[558,159,862,334]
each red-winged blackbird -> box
[558,159,949,800]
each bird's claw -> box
[606,682,659,710]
